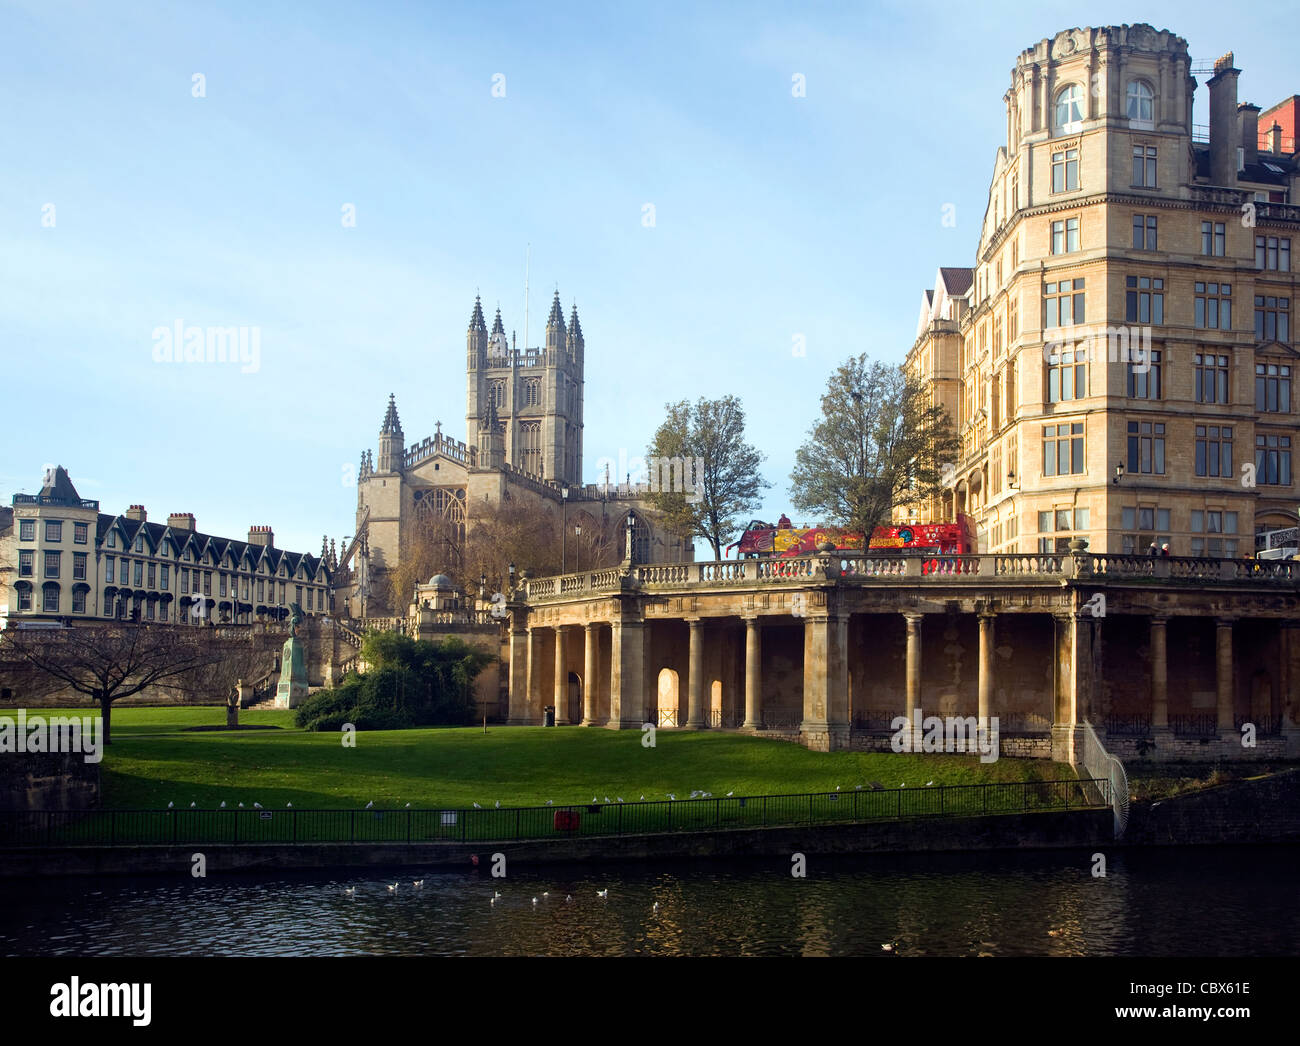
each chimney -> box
[247,525,274,548]
[1208,52,1240,186]
[168,512,196,532]
[124,504,147,522]
[1269,122,1284,154]
[1240,103,1260,167]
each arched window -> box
[625,512,651,564]
[1126,81,1154,123]
[524,379,540,406]
[1055,84,1083,132]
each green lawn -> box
[1,707,1095,845]
[12,705,1078,810]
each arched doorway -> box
[657,667,679,726]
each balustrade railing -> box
[1170,713,1219,737]
[515,550,1298,600]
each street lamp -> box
[1007,470,1019,492]
[574,523,582,572]
[1113,463,1125,485]
[561,487,569,573]
[508,561,516,593]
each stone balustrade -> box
[519,551,1296,601]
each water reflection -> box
[3,847,1296,957]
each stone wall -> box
[0,751,100,812]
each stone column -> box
[743,617,762,730]
[904,613,923,735]
[801,611,848,750]
[554,626,570,724]
[609,618,645,730]
[978,611,995,724]
[525,627,543,724]
[686,619,705,728]
[508,622,530,724]
[1216,618,1235,732]
[582,622,599,726]
[1150,616,1168,729]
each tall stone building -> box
[906,23,1299,557]
[342,290,693,618]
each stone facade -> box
[510,548,1300,762]
[2,468,330,629]
[903,24,1300,560]
[340,291,694,619]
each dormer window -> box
[1055,84,1083,134]
[1126,81,1154,126]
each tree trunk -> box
[98,690,113,745]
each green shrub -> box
[295,638,494,731]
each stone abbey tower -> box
[338,290,693,618]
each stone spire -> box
[469,295,486,333]
[491,307,505,336]
[545,289,566,352]
[568,303,584,355]
[380,393,403,437]
[377,394,404,473]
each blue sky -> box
[2,1,1297,557]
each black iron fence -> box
[0,778,1109,849]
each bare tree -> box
[0,624,224,744]
[789,354,960,536]
[646,396,770,560]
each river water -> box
[4,846,1296,957]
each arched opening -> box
[657,667,679,726]
[710,679,723,727]
[568,671,582,725]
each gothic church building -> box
[342,291,693,617]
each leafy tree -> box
[0,624,224,744]
[645,396,770,560]
[294,633,495,731]
[789,354,960,536]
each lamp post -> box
[1113,463,1125,485]
[508,561,516,595]
[574,523,582,572]
[561,486,569,573]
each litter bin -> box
[543,705,555,727]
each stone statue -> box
[276,603,309,708]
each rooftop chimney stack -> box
[125,504,147,522]
[167,512,196,532]
[247,525,275,548]
[1240,102,1260,167]
[1270,122,1284,155]
[1208,52,1240,186]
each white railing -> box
[1078,720,1129,840]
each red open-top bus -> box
[725,514,976,559]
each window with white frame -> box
[1126,81,1154,123]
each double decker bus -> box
[725,514,975,559]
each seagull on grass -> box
[387,883,398,893]
[219,801,227,809]
[404,802,411,808]
[617,797,624,803]
[167,802,174,809]
[926,781,934,788]
[726,792,734,797]
[495,801,501,809]
[565,895,572,903]
[238,802,245,808]
[254,802,263,809]
[286,802,293,808]
[493,891,502,900]
[344,887,355,896]
[365,801,374,810]
[667,794,676,801]
[597,889,608,898]
[412,880,423,888]
[532,897,538,906]
[472,802,482,809]
[190,802,197,808]
[546,800,554,806]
